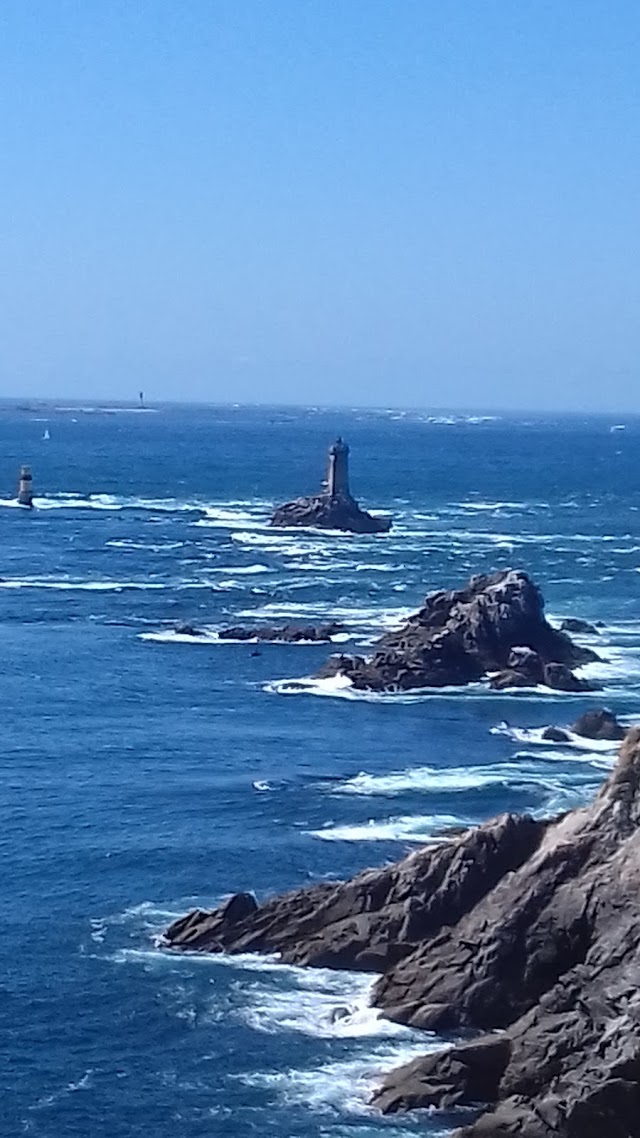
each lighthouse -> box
[18,465,34,507]
[327,438,350,498]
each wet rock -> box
[175,622,204,636]
[572,708,626,741]
[560,617,600,636]
[372,1035,511,1113]
[542,726,572,743]
[217,621,346,643]
[164,813,545,969]
[271,492,391,534]
[542,662,593,692]
[316,571,599,693]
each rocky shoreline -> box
[165,729,640,1137]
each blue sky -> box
[1,1,639,409]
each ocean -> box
[2,401,639,1138]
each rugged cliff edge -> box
[164,730,640,1137]
[316,569,599,692]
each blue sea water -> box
[3,401,640,1137]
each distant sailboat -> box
[43,428,51,440]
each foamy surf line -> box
[265,674,619,702]
[0,578,167,591]
[308,813,468,843]
[336,761,544,797]
[491,724,621,752]
[237,1039,440,1118]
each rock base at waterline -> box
[270,491,391,534]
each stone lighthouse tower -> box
[327,437,350,499]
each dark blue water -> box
[3,402,640,1137]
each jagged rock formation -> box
[271,492,391,534]
[572,707,626,740]
[316,570,598,693]
[217,621,346,643]
[165,731,640,1137]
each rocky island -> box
[316,568,599,692]
[270,437,391,534]
[164,728,640,1137]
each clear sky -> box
[1,1,639,410]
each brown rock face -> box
[164,731,640,1138]
[316,570,598,693]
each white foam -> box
[491,724,622,752]
[266,674,357,697]
[211,564,270,575]
[308,813,463,842]
[0,577,166,591]
[239,601,412,629]
[106,540,185,551]
[241,971,413,1040]
[239,1040,438,1118]
[139,628,221,644]
[338,763,523,796]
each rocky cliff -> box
[164,730,640,1137]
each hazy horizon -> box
[5,392,640,419]
[1,1,639,412]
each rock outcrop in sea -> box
[270,437,391,534]
[164,729,640,1137]
[174,621,346,642]
[217,621,346,643]
[316,569,598,692]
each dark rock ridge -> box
[315,570,599,693]
[217,621,346,643]
[271,491,391,534]
[165,731,640,1136]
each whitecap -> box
[491,723,621,752]
[240,972,413,1040]
[337,763,523,796]
[238,1040,438,1118]
[0,577,166,591]
[308,813,464,843]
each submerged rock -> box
[270,437,391,534]
[217,621,345,643]
[315,570,598,693]
[165,731,640,1136]
[560,617,600,636]
[542,725,572,743]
